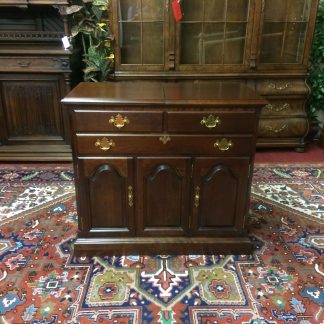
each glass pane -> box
[142,0,164,20]
[119,0,141,21]
[180,23,203,64]
[142,23,164,64]
[227,0,249,21]
[203,23,225,64]
[204,0,225,21]
[283,22,307,63]
[287,0,311,21]
[182,0,203,21]
[264,0,287,21]
[260,22,285,63]
[120,22,141,64]
[224,23,246,63]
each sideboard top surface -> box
[62,81,267,106]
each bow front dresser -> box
[62,80,267,255]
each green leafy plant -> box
[308,0,324,123]
[67,0,114,82]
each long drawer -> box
[0,56,70,72]
[76,134,255,156]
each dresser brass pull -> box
[159,135,171,144]
[265,124,288,134]
[17,60,31,67]
[128,186,133,207]
[109,114,130,129]
[94,137,115,151]
[268,82,291,91]
[214,138,233,151]
[265,103,290,112]
[201,114,221,129]
[194,186,200,208]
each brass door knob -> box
[94,137,115,151]
[214,138,233,151]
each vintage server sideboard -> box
[62,80,267,255]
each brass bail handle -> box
[94,137,115,151]
[214,138,233,151]
[109,114,130,129]
[201,114,221,129]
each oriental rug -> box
[0,164,323,324]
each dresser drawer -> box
[167,111,257,134]
[258,118,308,137]
[256,79,308,96]
[73,110,163,132]
[261,99,306,117]
[76,134,254,156]
[0,56,70,72]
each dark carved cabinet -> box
[63,80,267,255]
[0,1,71,160]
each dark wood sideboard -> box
[63,80,267,255]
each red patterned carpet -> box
[0,164,323,323]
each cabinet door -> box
[76,158,135,237]
[258,0,318,68]
[136,157,191,236]
[176,0,254,71]
[0,75,66,145]
[191,158,250,236]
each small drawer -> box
[76,134,254,156]
[258,117,308,138]
[73,110,163,132]
[256,79,308,95]
[167,111,257,134]
[261,99,306,117]
[0,56,70,72]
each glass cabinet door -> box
[259,0,313,65]
[113,0,168,70]
[177,0,252,70]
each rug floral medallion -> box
[0,164,323,324]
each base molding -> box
[73,236,253,256]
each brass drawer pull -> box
[94,137,115,151]
[265,103,290,113]
[265,124,288,134]
[17,60,31,68]
[159,135,171,144]
[109,113,130,129]
[214,138,233,151]
[128,186,133,207]
[268,82,291,91]
[194,186,200,208]
[201,114,221,129]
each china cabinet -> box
[111,0,319,150]
[63,80,266,255]
[0,1,72,161]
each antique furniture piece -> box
[63,80,267,255]
[111,0,319,151]
[0,0,71,160]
